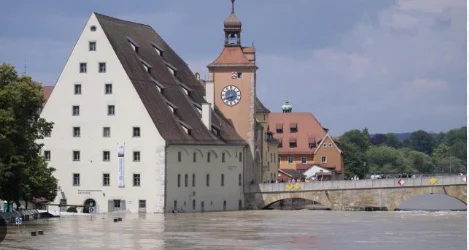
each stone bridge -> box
[244,175,467,211]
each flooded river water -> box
[0,210,466,250]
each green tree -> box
[0,63,56,207]
[384,133,403,148]
[404,130,435,155]
[366,146,415,174]
[402,150,435,173]
[339,129,371,178]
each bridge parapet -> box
[246,175,466,193]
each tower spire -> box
[224,0,242,46]
[231,0,235,13]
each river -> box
[0,210,466,250]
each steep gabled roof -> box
[255,97,270,113]
[268,112,327,154]
[95,13,245,145]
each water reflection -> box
[0,210,466,250]
[397,194,466,211]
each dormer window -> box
[126,36,139,53]
[290,123,298,133]
[308,136,316,148]
[276,123,283,133]
[151,42,165,57]
[289,137,297,148]
[179,121,192,135]
[166,63,177,76]
[151,77,164,93]
[139,57,152,73]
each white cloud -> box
[249,0,467,134]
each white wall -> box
[165,145,245,212]
[39,13,166,214]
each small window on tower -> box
[237,72,243,78]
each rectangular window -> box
[73,173,80,186]
[107,105,115,115]
[44,150,51,161]
[89,41,96,51]
[177,174,181,187]
[113,200,120,208]
[221,174,224,187]
[288,157,294,164]
[237,72,243,78]
[72,105,80,116]
[73,151,80,161]
[79,63,87,73]
[133,174,141,186]
[193,152,196,162]
[321,156,327,164]
[238,152,242,162]
[184,174,188,187]
[177,152,182,162]
[206,174,210,187]
[222,153,225,163]
[99,62,106,73]
[238,173,242,186]
[133,151,140,162]
[133,127,140,137]
[173,200,177,210]
[223,200,227,211]
[73,127,80,137]
[74,84,81,95]
[207,152,211,163]
[139,200,146,209]
[103,151,110,161]
[103,127,111,137]
[192,199,196,210]
[105,83,113,94]
[301,157,307,164]
[192,173,195,187]
[103,173,110,186]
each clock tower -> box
[207,0,258,184]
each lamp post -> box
[363,161,367,179]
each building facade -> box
[39,1,278,213]
[206,0,279,185]
[268,102,345,180]
[39,12,250,213]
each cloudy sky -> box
[0,0,466,135]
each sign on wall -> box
[117,144,125,188]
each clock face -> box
[221,85,241,106]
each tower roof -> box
[224,0,242,31]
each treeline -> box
[0,63,58,209]
[337,127,467,178]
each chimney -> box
[202,103,212,130]
[204,79,214,110]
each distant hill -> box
[370,133,411,141]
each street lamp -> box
[363,162,367,179]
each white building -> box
[39,13,248,213]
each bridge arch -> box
[391,186,467,211]
[256,191,333,210]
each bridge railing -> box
[246,175,466,193]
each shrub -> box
[66,206,78,213]
[82,205,90,213]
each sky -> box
[0,0,466,136]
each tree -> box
[371,134,386,145]
[404,130,435,155]
[384,133,403,148]
[402,150,435,173]
[339,129,371,178]
[0,63,56,207]
[366,146,415,174]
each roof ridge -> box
[94,12,151,28]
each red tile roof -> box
[268,112,327,154]
[207,46,255,67]
[42,86,54,104]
